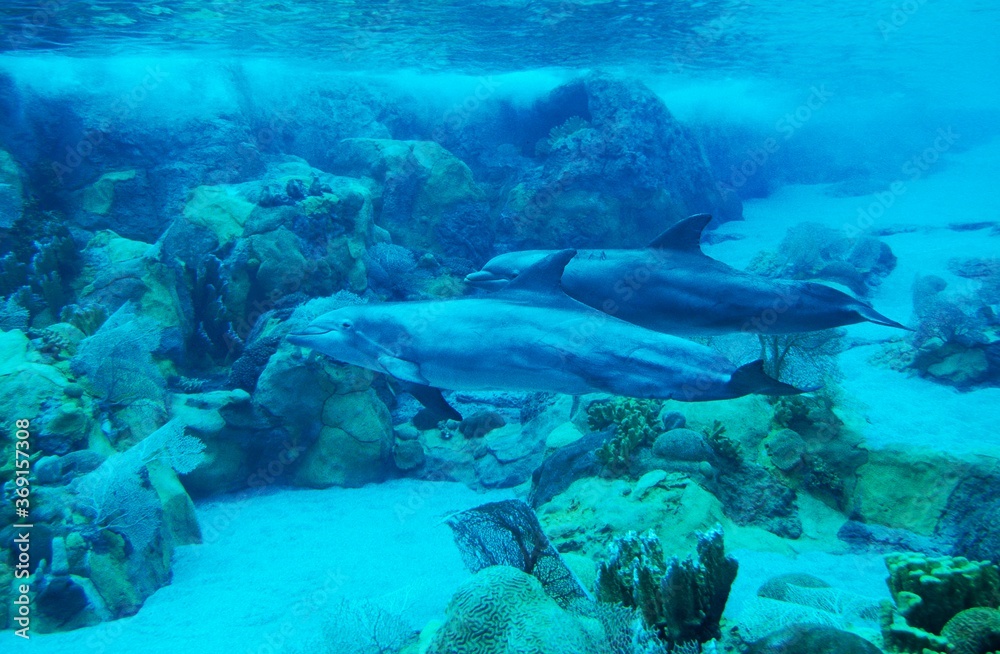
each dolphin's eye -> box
[340,320,353,330]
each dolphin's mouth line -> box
[288,326,331,338]
[464,270,508,284]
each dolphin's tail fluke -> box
[855,303,914,331]
[729,360,816,397]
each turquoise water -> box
[1,1,999,653]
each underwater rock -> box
[0,330,99,460]
[0,149,24,230]
[256,341,392,488]
[33,574,111,632]
[69,169,174,242]
[632,469,669,500]
[753,223,897,297]
[458,410,506,439]
[908,271,1000,389]
[652,428,716,463]
[426,566,606,654]
[539,474,724,560]
[713,462,803,539]
[937,465,1000,563]
[495,74,740,251]
[746,624,881,654]
[471,396,572,489]
[393,438,425,471]
[332,138,490,262]
[837,520,948,556]
[851,447,972,535]
[529,428,610,508]
[544,421,585,449]
[73,232,186,341]
[168,388,260,497]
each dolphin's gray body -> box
[466,214,907,335]
[288,250,806,403]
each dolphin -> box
[465,214,909,335]
[288,250,808,403]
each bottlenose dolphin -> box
[466,214,908,335]
[288,250,807,403]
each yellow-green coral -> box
[588,397,662,475]
[885,552,1000,635]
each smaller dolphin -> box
[466,214,908,335]
[288,250,808,403]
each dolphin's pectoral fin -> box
[728,360,816,397]
[648,213,713,253]
[377,355,429,385]
[405,383,463,422]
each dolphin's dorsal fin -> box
[647,213,713,253]
[498,249,577,298]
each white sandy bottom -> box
[13,480,513,654]
[707,137,1000,456]
[12,479,891,654]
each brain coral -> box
[426,566,605,654]
[942,608,1000,654]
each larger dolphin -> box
[466,214,908,335]
[288,250,807,403]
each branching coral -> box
[596,527,738,646]
[702,420,741,463]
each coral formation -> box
[445,500,588,607]
[425,566,606,654]
[589,397,663,475]
[596,527,737,645]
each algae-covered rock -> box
[182,184,256,246]
[80,169,137,215]
[256,340,392,488]
[539,474,724,560]
[852,447,970,534]
[333,138,489,260]
[294,387,392,487]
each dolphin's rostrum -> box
[289,249,808,403]
[466,214,909,335]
